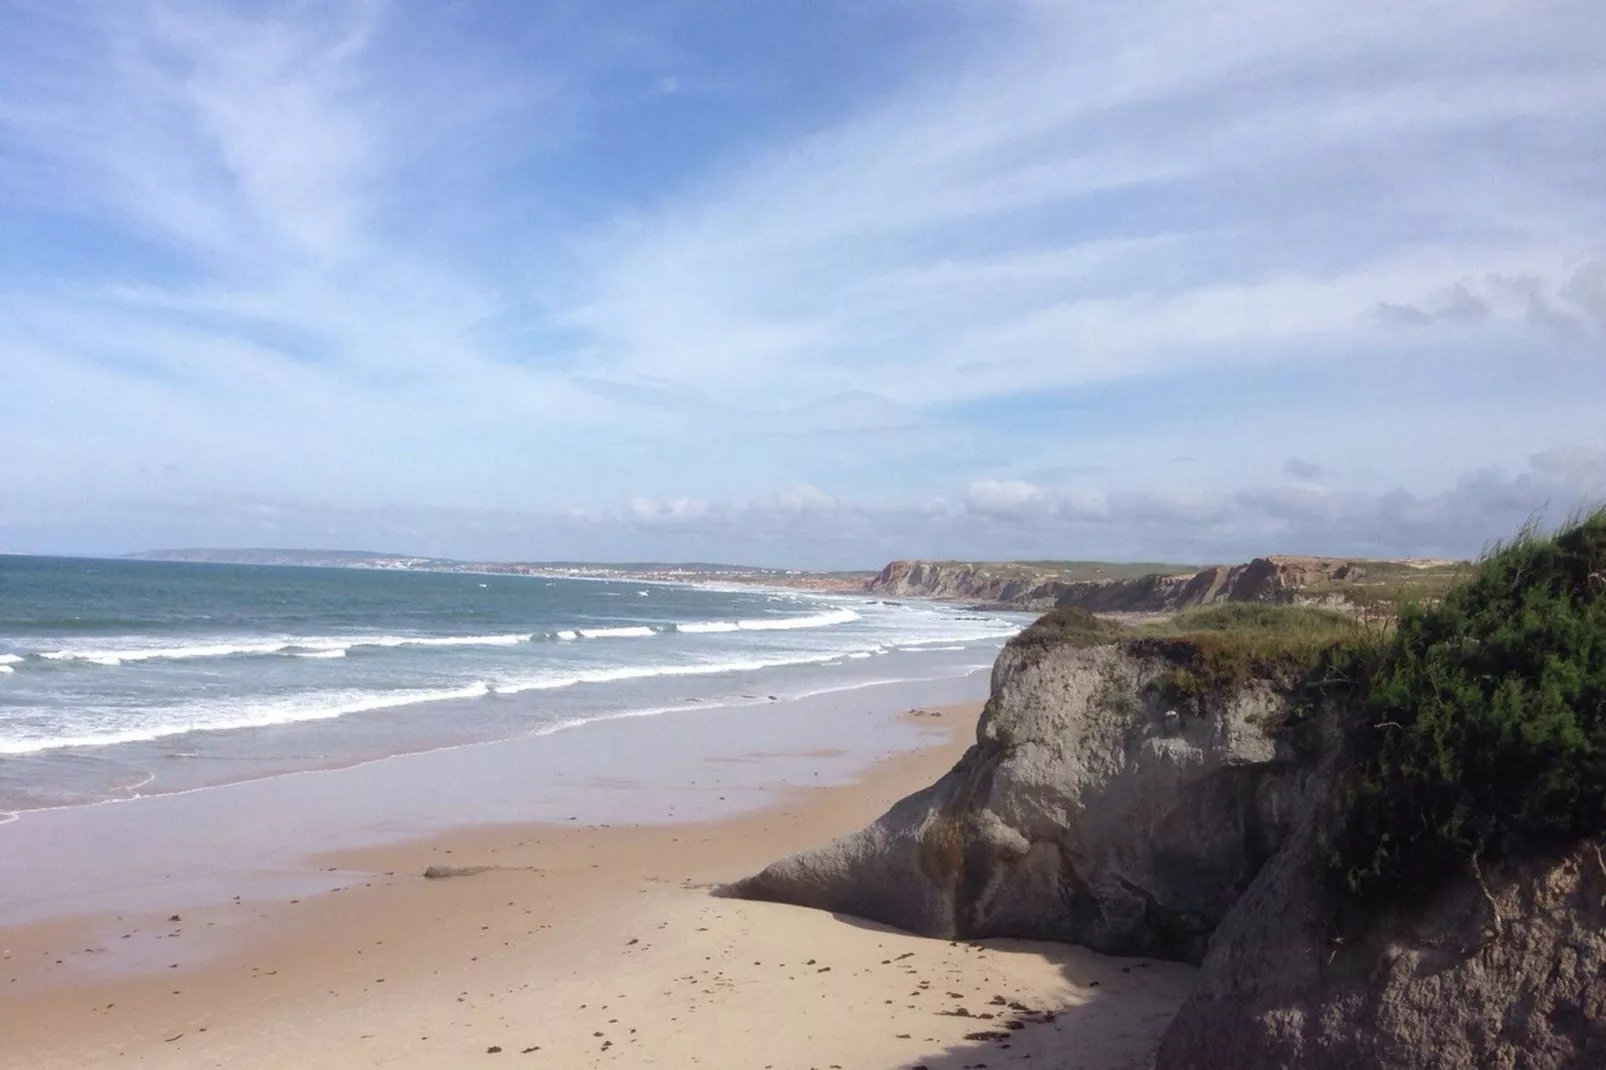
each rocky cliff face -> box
[724,637,1320,964]
[868,556,1397,613]
[728,622,1604,1068]
[1157,829,1606,1069]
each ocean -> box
[0,555,1021,816]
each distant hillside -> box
[868,555,1470,616]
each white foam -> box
[667,609,862,635]
[0,665,12,675]
[555,630,579,641]
[44,639,300,665]
[576,626,655,639]
[36,632,533,666]
[0,654,23,665]
[495,651,845,695]
[0,682,492,756]
[730,608,860,631]
[360,633,529,649]
[676,620,741,634]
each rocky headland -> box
[728,515,1606,1068]
[867,555,1467,615]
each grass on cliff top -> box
[1011,603,1375,710]
[1327,508,1606,904]
[1125,604,1376,709]
[1009,605,1131,649]
[925,560,1200,582]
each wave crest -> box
[0,682,493,756]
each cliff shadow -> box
[826,913,1196,1070]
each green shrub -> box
[1010,605,1129,650]
[1130,604,1375,715]
[1327,509,1606,902]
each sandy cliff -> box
[728,597,1603,1068]
[725,628,1329,964]
[868,555,1463,614]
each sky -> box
[2,0,1604,568]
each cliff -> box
[1157,823,1606,1068]
[729,512,1606,1069]
[724,611,1341,964]
[867,555,1466,614]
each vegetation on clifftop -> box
[1127,604,1376,714]
[1013,602,1376,712]
[1327,509,1606,903]
[1016,514,1606,909]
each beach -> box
[0,697,1194,1069]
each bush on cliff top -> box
[1328,509,1606,902]
[1011,602,1373,713]
[1128,604,1374,712]
[1010,605,1129,650]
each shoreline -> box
[0,670,996,928]
[0,561,1024,818]
[0,698,1194,1069]
[0,663,989,823]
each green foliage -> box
[1328,509,1606,903]
[1009,605,1130,650]
[1129,604,1376,715]
[1147,603,1364,639]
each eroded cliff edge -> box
[723,610,1340,964]
[728,513,1606,1069]
[868,555,1466,614]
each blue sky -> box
[2,0,1604,567]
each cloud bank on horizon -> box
[1,0,1603,567]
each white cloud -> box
[628,497,710,524]
[568,0,1606,409]
[964,479,1048,519]
[10,448,1600,568]
[0,1,1602,562]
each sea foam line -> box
[493,650,848,695]
[32,633,535,666]
[19,608,866,668]
[0,644,880,754]
[0,682,493,756]
[0,662,999,824]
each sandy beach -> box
[0,701,1194,1069]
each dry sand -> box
[0,704,1194,1069]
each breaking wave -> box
[12,608,867,670]
[0,682,494,756]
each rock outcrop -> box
[1156,829,1606,1068]
[740,523,1603,1068]
[867,555,1460,614]
[729,623,1603,1067]
[724,636,1320,964]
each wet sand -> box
[0,702,1194,1069]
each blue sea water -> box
[0,556,1021,814]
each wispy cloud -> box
[0,0,1603,561]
